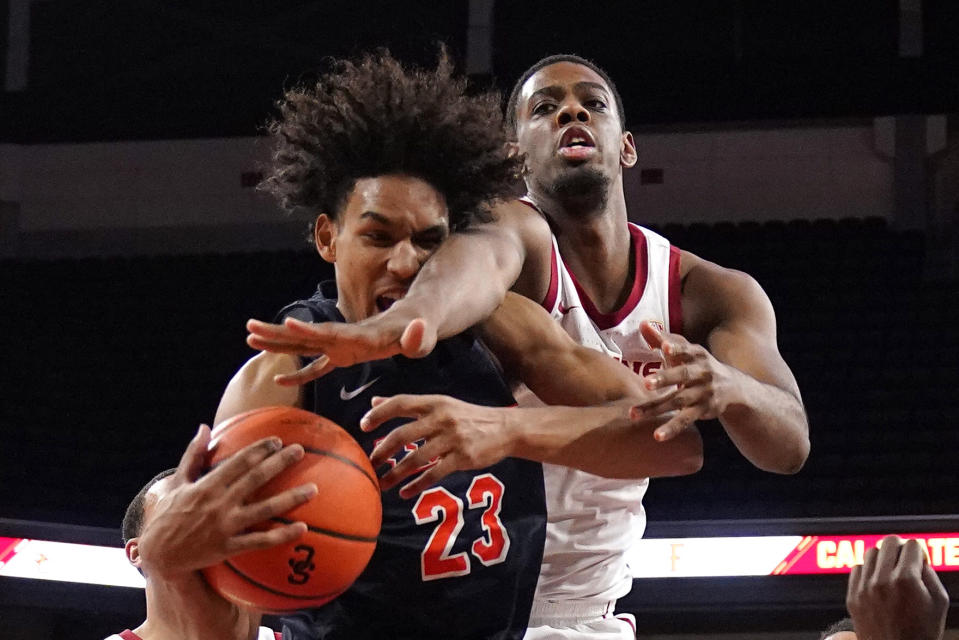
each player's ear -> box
[125,537,141,568]
[313,214,338,263]
[620,131,637,169]
[505,141,530,182]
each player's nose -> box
[556,100,590,126]
[386,240,422,280]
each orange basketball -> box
[201,406,382,613]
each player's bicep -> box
[215,352,304,424]
[704,268,801,400]
[479,292,558,373]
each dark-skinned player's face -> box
[513,62,636,198]
[314,174,449,323]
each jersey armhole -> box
[541,243,559,311]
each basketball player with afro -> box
[134,51,701,639]
[248,53,811,637]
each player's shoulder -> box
[680,250,764,296]
[630,221,672,247]
[276,281,342,324]
[490,198,552,240]
[680,250,773,339]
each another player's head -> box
[506,54,636,214]
[262,50,521,322]
[820,617,856,640]
[121,468,176,575]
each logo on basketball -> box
[287,544,317,585]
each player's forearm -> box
[719,371,809,474]
[383,229,521,338]
[506,402,703,479]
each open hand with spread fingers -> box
[246,315,435,386]
[360,394,513,499]
[135,424,318,579]
[633,320,736,442]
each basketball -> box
[201,406,382,613]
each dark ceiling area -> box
[1,0,957,143]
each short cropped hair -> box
[820,617,855,639]
[261,49,522,231]
[506,53,627,134]
[121,468,176,545]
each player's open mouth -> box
[558,126,596,161]
[375,292,406,311]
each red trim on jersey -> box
[542,244,559,311]
[668,244,683,335]
[617,615,637,633]
[275,633,283,640]
[565,224,649,331]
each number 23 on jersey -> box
[412,473,510,581]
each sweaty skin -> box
[247,61,809,475]
[225,292,703,497]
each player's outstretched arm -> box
[846,536,949,640]
[246,200,547,386]
[634,252,810,474]
[480,292,703,476]
[362,293,703,497]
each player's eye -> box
[585,98,607,111]
[414,231,446,251]
[531,102,555,116]
[363,231,392,246]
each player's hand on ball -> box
[136,424,317,579]
[246,315,437,386]
[846,536,949,640]
[631,320,734,442]
[362,395,513,499]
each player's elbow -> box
[759,432,809,475]
[685,447,705,475]
[679,432,705,475]
[655,428,703,478]
[779,434,810,475]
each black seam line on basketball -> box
[215,406,276,436]
[301,447,378,489]
[270,517,378,543]
[221,560,345,600]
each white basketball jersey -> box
[515,198,682,607]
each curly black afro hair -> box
[261,49,522,231]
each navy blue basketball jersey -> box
[279,282,546,640]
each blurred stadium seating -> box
[2,217,956,530]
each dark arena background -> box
[1,1,959,638]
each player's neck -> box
[139,575,262,640]
[543,180,633,314]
